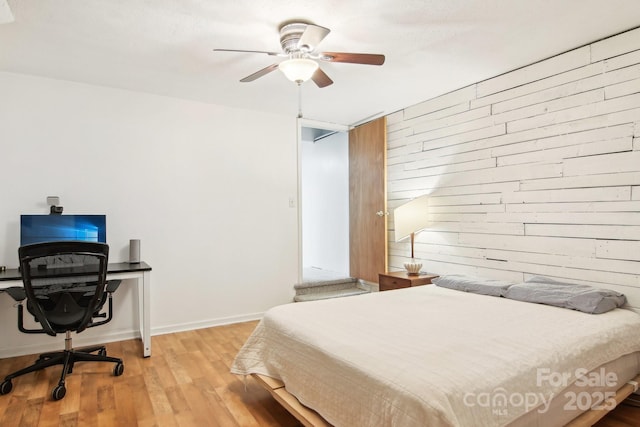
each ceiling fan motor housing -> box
[279,23,308,55]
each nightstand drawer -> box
[378,272,439,291]
[379,275,412,290]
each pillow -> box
[433,274,515,297]
[504,276,627,314]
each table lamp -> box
[394,195,429,275]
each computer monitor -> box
[20,214,107,246]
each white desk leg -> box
[141,271,151,357]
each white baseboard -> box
[151,312,264,337]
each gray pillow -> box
[504,276,627,314]
[433,274,514,297]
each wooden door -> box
[349,117,387,283]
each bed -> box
[231,280,640,427]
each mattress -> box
[231,285,640,427]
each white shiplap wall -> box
[386,27,640,309]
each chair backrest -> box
[18,241,110,336]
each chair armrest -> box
[106,280,122,293]
[3,287,26,302]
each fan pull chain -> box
[297,82,303,118]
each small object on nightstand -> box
[403,260,422,275]
[378,271,439,291]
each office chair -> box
[0,241,124,400]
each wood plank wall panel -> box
[386,27,640,309]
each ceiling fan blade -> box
[0,0,14,24]
[214,48,285,57]
[320,52,385,66]
[297,24,330,52]
[239,64,280,82]
[312,68,333,88]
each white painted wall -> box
[0,72,298,357]
[387,28,640,309]
[301,131,349,275]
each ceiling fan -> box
[214,22,385,88]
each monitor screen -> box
[20,214,107,245]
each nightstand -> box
[378,271,439,291]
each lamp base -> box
[403,260,422,276]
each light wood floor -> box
[0,321,638,427]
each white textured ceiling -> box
[1,0,639,125]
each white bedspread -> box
[231,285,640,427]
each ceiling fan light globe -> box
[279,58,318,83]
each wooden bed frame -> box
[253,374,331,427]
[253,373,640,427]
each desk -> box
[0,262,152,357]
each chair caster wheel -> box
[0,380,12,395]
[98,348,107,356]
[52,385,66,400]
[113,362,124,377]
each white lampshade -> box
[394,195,429,242]
[279,58,319,83]
[394,195,429,274]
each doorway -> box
[299,120,350,283]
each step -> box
[294,278,358,292]
[294,281,362,296]
[293,287,370,302]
